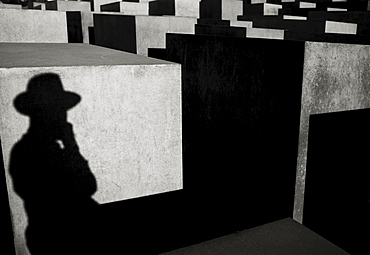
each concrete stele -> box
[149,0,200,18]
[0,2,21,9]
[230,20,253,28]
[222,0,243,20]
[94,13,196,56]
[0,9,68,43]
[299,2,316,8]
[327,7,347,11]
[283,15,307,20]
[293,41,370,223]
[263,3,282,15]
[0,43,182,255]
[101,1,148,15]
[246,27,284,40]
[325,20,357,34]
[46,0,91,12]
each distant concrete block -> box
[0,9,68,43]
[283,15,307,20]
[0,43,182,255]
[243,3,282,16]
[94,13,196,55]
[149,0,200,18]
[0,2,21,9]
[46,0,91,12]
[294,41,370,223]
[300,1,316,8]
[246,27,284,39]
[230,20,253,28]
[222,0,243,20]
[325,20,357,34]
[100,1,148,15]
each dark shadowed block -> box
[303,109,370,255]
[147,48,167,60]
[164,32,305,242]
[100,2,120,12]
[149,0,175,16]
[88,26,95,45]
[199,0,222,20]
[66,11,83,43]
[93,14,137,54]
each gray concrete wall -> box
[0,43,182,255]
[0,9,68,43]
[293,41,370,223]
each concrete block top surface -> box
[0,43,175,68]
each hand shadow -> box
[9,73,101,255]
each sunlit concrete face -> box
[0,43,182,255]
[293,41,370,223]
[0,9,68,43]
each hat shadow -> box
[9,73,102,255]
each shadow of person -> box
[9,73,100,255]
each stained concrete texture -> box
[94,13,196,55]
[164,33,305,246]
[46,0,91,12]
[293,41,370,223]
[0,43,182,255]
[0,9,68,43]
[100,1,148,14]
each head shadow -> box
[9,73,100,254]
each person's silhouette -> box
[9,73,99,255]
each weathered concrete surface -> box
[325,20,357,34]
[0,43,182,255]
[293,41,370,223]
[165,33,305,242]
[94,13,196,55]
[0,9,68,43]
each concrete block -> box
[94,13,196,56]
[0,9,68,43]
[222,0,243,20]
[31,2,45,10]
[300,1,316,8]
[283,15,307,20]
[230,19,253,28]
[0,2,21,9]
[149,0,200,18]
[100,1,148,15]
[327,7,347,10]
[165,33,305,241]
[0,43,182,255]
[246,27,284,39]
[325,20,357,34]
[46,0,91,12]
[293,42,370,224]
[243,3,282,16]
[92,0,117,12]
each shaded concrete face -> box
[294,42,370,223]
[0,9,68,43]
[165,33,305,234]
[0,43,182,255]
